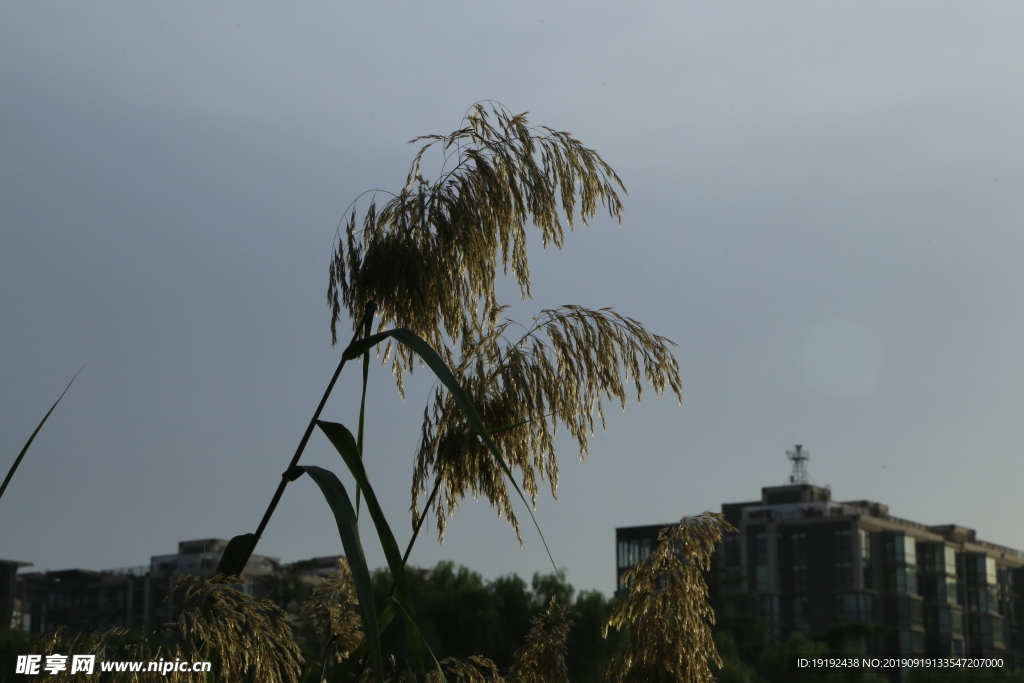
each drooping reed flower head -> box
[413,305,683,542]
[506,597,574,683]
[604,512,736,683]
[301,558,365,662]
[327,102,626,391]
[31,577,303,683]
[172,575,304,683]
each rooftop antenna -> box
[787,444,810,485]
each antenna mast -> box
[787,444,810,485]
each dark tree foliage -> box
[0,626,33,679]
[356,561,616,683]
[569,589,622,683]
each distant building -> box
[1,559,32,631]
[14,539,341,634]
[144,538,278,626]
[616,456,1024,667]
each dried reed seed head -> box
[327,103,626,383]
[33,623,183,683]
[30,628,136,683]
[428,656,505,683]
[354,654,417,683]
[300,558,365,662]
[171,575,303,683]
[412,306,682,542]
[604,512,736,683]
[352,654,506,683]
[30,577,303,683]
[507,598,574,683]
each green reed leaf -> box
[317,420,425,678]
[214,534,259,578]
[330,602,398,683]
[1,366,85,505]
[387,596,446,682]
[342,328,557,573]
[299,465,383,683]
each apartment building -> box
[12,539,341,634]
[616,481,1024,667]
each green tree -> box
[711,631,760,683]
[567,589,621,683]
[354,562,618,682]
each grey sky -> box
[2,2,1023,596]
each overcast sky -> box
[3,2,1023,597]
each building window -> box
[761,595,781,622]
[723,533,741,568]
[756,565,770,592]
[835,592,874,622]
[927,604,964,638]
[888,566,918,595]
[791,565,808,594]
[788,531,808,594]
[793,597,809,632]
[835,562,854,591]
[791,532,807,564]
[860,529,874,590]
[946,578,959,606]
[969,614,1005,649]
[919,542,958,577]
[897,629,925,654]
[911,599,924,629]
[967,586,999,614]
[617,538,652,570]
[885,533,917,566]
[754,533,768,564]
[835,529,853,561]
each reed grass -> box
[604,513,736,683]
[20,104,728,682]
[1,365,84,505]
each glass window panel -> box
[891,567,907,594]
[723,534,741,567]
[761,595,781,620]
[986,557,997,585]
[792,565,807,594]
[836,562,854,590]
[835,529,853,560]
[756,564,769,591]
[911,600,924,629]
[793,597,809,632]
[754,533,768,563]
[790,532,807,565]
[951,608,964,637]
[918,542,935,572]
[905,538,917,566]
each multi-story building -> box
[1,559,32,631]
[616,478,1024,667]
[14,539,341,634]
